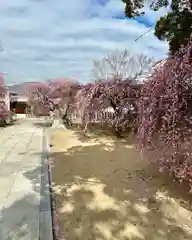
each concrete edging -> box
[39,130,54,240]
[43,129,62,240]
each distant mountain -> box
[7,82,39,95]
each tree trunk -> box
[83,122,89,135]
[51,108,66,129]
[114,127,122,138]
[52,118,66,129]
[60,103,73,127]
[110,100,123,138]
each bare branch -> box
[91,49,153,82]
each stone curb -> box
[44,129,64,240]
[39,130,54,240]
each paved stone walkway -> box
[0,119,53,240]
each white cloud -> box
[143,0,171,25]
[0,0,169,85]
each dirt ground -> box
[50,127,192,240]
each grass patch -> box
[50,128,192,240]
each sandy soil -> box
[50,127,192,240]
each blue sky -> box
[0,0,170,85]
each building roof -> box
[10,95,28,102]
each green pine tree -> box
[122,0,192,54]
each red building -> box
[10,92,28,114]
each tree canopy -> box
[26,78,81,117]
[0,75,9,120]
[137,41,192,186]
[122,0,192,54]
[91,49,153,82]
[76,79,141,136]
[25,42,192,190]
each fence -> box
[26,108,115,123]
[69,109,114,123]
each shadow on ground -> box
[0,120,20,128]
[40,127,192,240]
[3,125,191,240]
[33,121,52,128]
[68,122,137,145]
[0,163,51,239]
[0,118,53,239]
[0,194,40,239]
